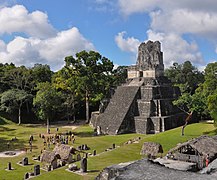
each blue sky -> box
[0,0,216,71]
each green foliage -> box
[0,89,33,124]
[166,61,206,118]
[64,50,114,121]
[33,82,64,122]
[31,63,53,84]
[165,61,204,93]
[0,63,16,93]
[112,66,128,86]
[203,62,217,95]
[52,67,79,121]
[207,91,217,125]
[171,62,217,121]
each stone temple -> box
[91,40,187,135]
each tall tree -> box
[207,92,217,125]
[165,61,204,93]
[203,62,217,124]
[33,82,64,133]
[0,63,16,93]
[52,66,79,123]
[0,89,32,125]
[31,64,53,84]
[64,51,114,123]
[5,66,34,92]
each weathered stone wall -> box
[96,158,216,180]
[97,86,140,135]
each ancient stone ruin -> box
[91,40,187,135]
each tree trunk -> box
[47,118,50,134]
[72,100,76,123]
[18,105,21,125]
[181,111,193,136]
[85,90,89,123]
[181,121,188,136]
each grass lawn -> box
[0,116,216,180]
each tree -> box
[31,64,53,84]
[165,61,204,93]
[0,63,16,93]
[173,91,207,135]
[203,62,217,124]
[112,66,128,86]
[166,61,205,115]
[0,89,32,125]
[203,62,217,96]
[4,66,34,92]
[207,91,217,125]
[33,82,64,133]
[52,66,79,123]
[64,51,114,123]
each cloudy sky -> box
[0,0,216,71]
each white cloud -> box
[0,5,95,71]
[118,1,217,39]
[0,40,6,51]
[0,5,56,38]
[150,9,217,38]
[118,0,217,15]
[118,0,159,16]
[149,30,205,67]
[0,28,95,71]
[115,31,140,53]
[114,30,204,67]
[39,28,95,61]
[115,0,217,67]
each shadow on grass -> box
[0,126,16,132]
[203,128,217,135]
[22,124,44,128]
[74,131,94,137]
[88,170,100,173]
[0,137,27,152]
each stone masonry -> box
[90,40,187,135]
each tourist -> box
[205,154,209,167]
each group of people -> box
[39,130,76,151]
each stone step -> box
[99,86,139,134]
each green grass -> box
[0,118,216,180]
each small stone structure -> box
[80,157,87,172]
[22,157,28,166]
[40,144,82,170]
[24,172,29,179]
[91,40,190,135]
[140,142,163,159]
[53,144,76,164]
[167,135,217,170]
[34,165,40,176]
[93,150,96,156]
[77,154,81,161]
[68,163,78,171]
[40,151,61,170]
[7,162,12,170]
